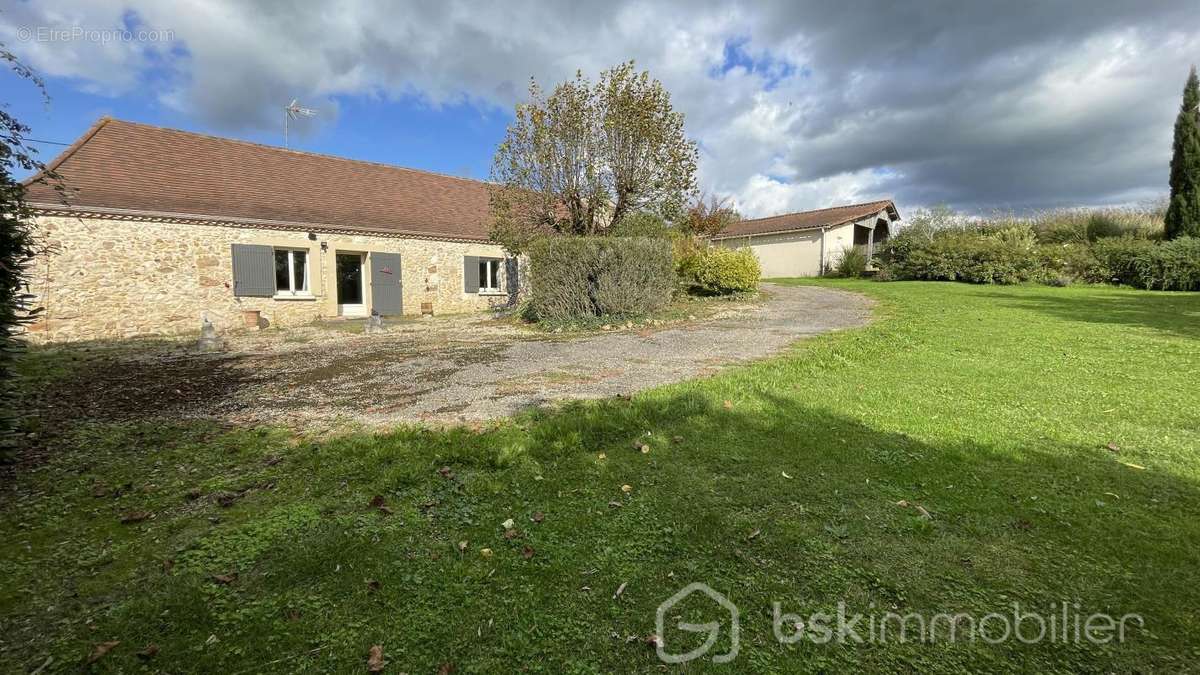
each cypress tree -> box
[1165,67,1200,239]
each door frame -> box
[336,251,368,317]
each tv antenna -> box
[284,99,317,148]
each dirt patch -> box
[17,284,872,433]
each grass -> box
[2,280,1199,672]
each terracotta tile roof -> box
[23,117,494,241]
[713,199,900,239]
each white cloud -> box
[3,0,1198,214]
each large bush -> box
[527,236,674,321]
[678,245,760,294]
[879,227,1046,285]
[1137,237,1200,290]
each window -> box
[274,248,309,296]
[478,258,501,293]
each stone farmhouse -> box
[23,118,514,342]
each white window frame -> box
[274,247,311,298]
[479,257,502,294]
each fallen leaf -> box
[781,471,793,479]
[136,644,158,660]
[645,634,661,648]
[1105,442,1120,453]
[722,400,733,409]
[162,558,175,573]
[377,505,394,515]
[608,501,622,508]
[438,466,454,479]
[184,488,202,501]
[895,500,910,508]
[503,529,520,540]
[501,518,515,530]
[120,511,152,524]
[480,548,493,559]
[437,663,455,675]
[614,582,627,599]
[597,453,607,460]
[915,505,933,520]
[368,495,386,508]
[87,641,119,664]
[367,645,386,672]
[531,511,545,523]
[211,572,238,585]
[672,436,684,443]
[366,579,381,592]
[522,545,535,559]
[91,484,108,498]
[621,484,633,493]
[747,528,761,540]
[458,540,468,552]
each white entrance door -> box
[336,252,367,317]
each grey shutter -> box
[504,256,519,297]
[231,244,275,297]
[463,256,480,293]
[370,252,403,315]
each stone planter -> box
[242,309,262,329]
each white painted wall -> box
[716,229,824,278]
[821,221,858,272]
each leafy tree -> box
[1166,66,1200,239]
[489,62,698,252]
[679,192,740,238]
[1,45,55,452]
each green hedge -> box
[879,228,1046,285]
[527,236,675,321]
[678,246,760,294]
[880,227,1200,291]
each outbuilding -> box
[711,200,901,277]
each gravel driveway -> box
[30,284,871,430]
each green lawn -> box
[3,281,1199,672]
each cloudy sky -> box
[2,1,1198,217]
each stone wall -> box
[26,214,513,342]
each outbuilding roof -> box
[23,117,494,241]
[713,200,900,239]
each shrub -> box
[1133,237,1200,290]
[1088,236,1156,285]
[527,236,674,321]
[610,211,671,238]
[678,246,760,295]
[879,227,1046,284]
[833,246,868,277]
